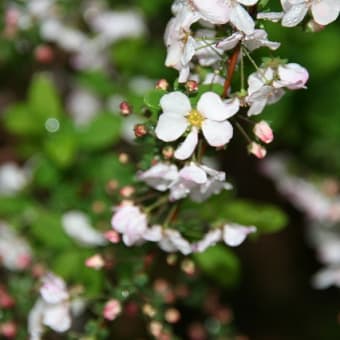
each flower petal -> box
[281,3,308,27]
[198,92,239,121]
[202,120,233,147]
[155,113,188,142]
[179,162,207,184]
[311,0,339,26]
[174,128,199,160]
[160,91,191,116]
[216,32,243,50]
[230,4,255,35]
[192,0,231,24]
[223,224,256,247]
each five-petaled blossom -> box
[281,0,339,27]
[155,91,239,160]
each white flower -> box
[0,162,30,196]
[273,63,309,90]
[0,222,32,271]
[67,88,100,126]
[61,211,107,247]
[281,0,339,27]
[138,163,179,191]
[246,67,285,116]
[223,223,256,246]
[40,273,69,304]
[193,229,222,252]
[192,0,258,34]
[217,29,280,52]
[111,203,147,246]
[28,273,71,339]
[155,91,239,160]
[89,10,146,43]
[312,266,340,289]
[159,229,192,255]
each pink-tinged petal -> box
[160,91,192,116]
[192,0,231,24]
[202,120,233,147]
[103,299,122,321]
[174,128,199,160]
[277,63,309,89]
[179,162,207,184]
[253,121,274,144]
[155,113,188,142]
[198,92,239,121]
[216,32,242,50]
[194,229,222,252]
[40,273,68,304]
[311,0,339,25]
[230,4,255,35]
[281,3,308,27]
[248,142,267,159]
[223,224,256,247]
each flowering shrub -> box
[0,0,339,339]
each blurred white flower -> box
[0,162,30,195]
[223,223,256,246]
[0,222,32,271]
[61,211,107,247]
[28,273,71,339]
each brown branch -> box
[222,43,241,98]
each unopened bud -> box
[0,321,17,338]
[181,259,195,276]
[155,79,169,91]
[35,45,54,64]
[85,254,105,270]
[149,321,163,337]
[165,308,181,323]
[103,299,122,321]
[119,101,132,116]
[106,180,119,194]
[248,142,267,159]
[253,121,274,144]
[104,230,120,243]
[134,124,148,137]
[185,80,199,93]
[143,304,156,318]
[120,185,135,198]
[92,201,106,214]
[118,153,129,164]
[162,146,174,159]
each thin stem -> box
[222,43,241,98]
[235,122,252,144]
[240,47,245,91]
[145,195,168,213]
[243,47,259,71]
[164,204,179,228]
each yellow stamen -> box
[187,109,205,128]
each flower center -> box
[187,109,205,128]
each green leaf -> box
[3,104,42,137]
[144,89,166,111]
[199,194,288,234]
[33,157,61,188]
[53,250,104,296]
[28,73,62,121]
[30,211,73,249]
[77,113,122,151]
[194,245,240,287]
[44,124,78,168]
[0,196,32,216]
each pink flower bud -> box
[35,45,54,64]
[0,287,15,309]
[253,121,274,144]
[277,63,309,90]
[16,254,31,269]
[119,101,132,116]
[85,254,105,270]
[248,142,267,159]
[0,321,17,338]
[134,124,148,137]
[104,230,120,243]
[103,299,122,321]
[185,80,199,93]
[155,79,169,91]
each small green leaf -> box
[77,113,122,150]
[144,89,167,111]
[194,245,240,287]
[28,74,62,121]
